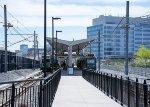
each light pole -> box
[55,30,62,62]
[44,0,47,77]
[52,17,61,70]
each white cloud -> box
[29,0,149,6]
[0,0,150,50]
[0,0,149,27]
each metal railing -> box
[82,69,150,107]
[0,69,61,107]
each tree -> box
[134,45,150,67]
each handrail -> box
[82,69,150,107]
[0,68,61,107]
[88,69,150,83]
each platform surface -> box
[52,70,122,107]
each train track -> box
[0,71,44,107]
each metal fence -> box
[0,50,40,72]
[82,69,150,107]
[0,69,61,107]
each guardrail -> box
[0,69,61,107]
[82,69,150,107]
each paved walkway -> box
[52,71,122,107]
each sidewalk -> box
[52,75,122,107]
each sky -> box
[0,0,150,51]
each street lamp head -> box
[56,30,62,33]
[52,17,61,20]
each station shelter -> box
[47,37,96,74]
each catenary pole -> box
[37,41,39,61]
[98,30,100,72]
[4,5,7,73]
[34,31,36,70]
[125,1,129,75]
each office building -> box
[87,15,150,59]
[20,44,28,56]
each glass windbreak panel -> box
[87,59,95,64]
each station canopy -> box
[46,37,96,52]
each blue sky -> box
[0,0,150,51]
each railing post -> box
[94,71,96,87]
[92,71,94,84]
[94,71,96,86]
[50,79,52,106]
[99,72,101,90]
[104,73,105,93]
[106,73,109,96]
[128,77,130,107]
[43,81,47,107]
[120,76,123,106]
[48,79,51,107]
[101,72,103,91]
[115,75,117,102]
[96,71,98,88]
[11,83,15,107]
[98,72,100,90]
[143,80,148,107]
[39,81,43,107]
[136,78,139,107]
[111,74,113,99]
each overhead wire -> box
[111,17,125,35]
[109,13,150,38]
[108,13,150,51]
[140,11,150,17]
[0,4,34,44]
[11,27,33,42]
[7,28,32,47]
[0,4,32,34]
[8,36,33,47]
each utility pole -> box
[4,5,7,73]
[44,0,47,77]
[98,30,100,72]
[33,31,36,70]
[125,1,129,75]
[37,41,39,61]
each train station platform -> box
[52,70,122,107]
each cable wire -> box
[11,27,33,42]
[0,4,32,34]
[8,36,33,47]
[111,17,125,35]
